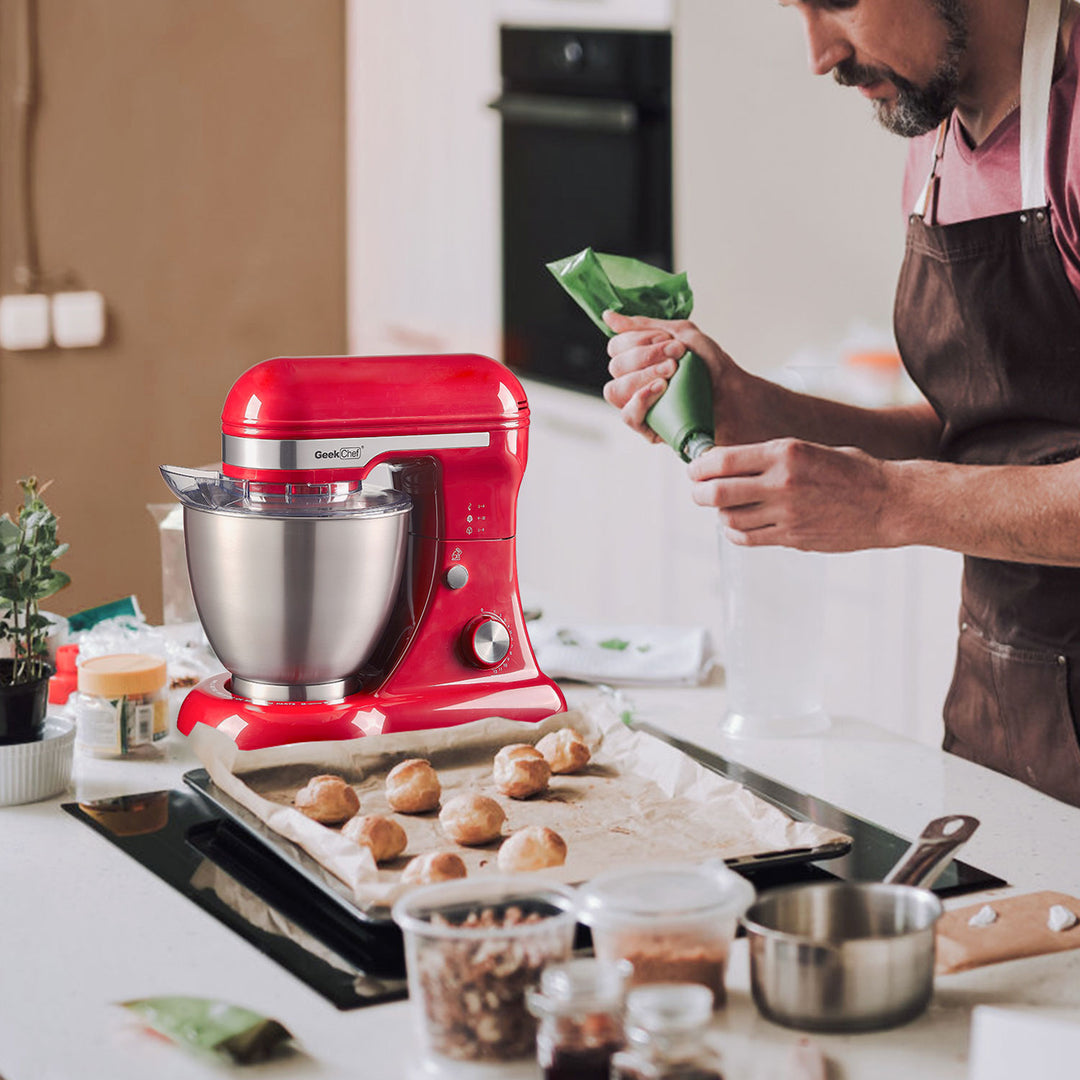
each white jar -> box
[73,654,168,758]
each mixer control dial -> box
[462,616,511,668]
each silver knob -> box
[562,39,584,66]
[463,616,511,668]
[445,564,469,590]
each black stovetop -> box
[63,727,1006,1011]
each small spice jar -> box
[73,653,168,758]
[527,957,631,1080]
[610,983,725,1080]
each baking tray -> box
[183,765,852,925]
[633,722,1008,897]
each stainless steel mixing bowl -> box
[176,477,411,701]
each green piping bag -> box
[547,247,716,461]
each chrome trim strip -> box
[223,432,491,470]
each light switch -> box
[52,290,106,348]
[0,294,51,350]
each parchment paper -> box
[190,694,849,913]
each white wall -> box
[344,0,962,748]
[674,0,911,374]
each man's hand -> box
[688,437,895,552]
[602,310,734,443]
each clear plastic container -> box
[576,862,754,1008]
[610,984,724,1080]
[718,530,830,738]
[73,653,168,758]
[527,957,631,1080]
[392,876,577,1070]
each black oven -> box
[492,27,672,395]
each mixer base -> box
[177,672,567,749]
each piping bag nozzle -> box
[547,247,715,461]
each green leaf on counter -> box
[599,638,631,651]
[119,996,293,1065]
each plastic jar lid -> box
[528,957,632,1017]
[576,861,755,927]
[77,653,167,697]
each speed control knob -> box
[462,616,511,668]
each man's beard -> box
[834,0,969,137]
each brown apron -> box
[894,6,1080,805]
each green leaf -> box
[0,479,67,676]
[33,571,70,600]
[599,638,631,651]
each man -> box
[603,0,1080,805]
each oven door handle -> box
[487,92,639,133]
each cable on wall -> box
[13,0,41,294]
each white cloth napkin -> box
[529,621,715,687]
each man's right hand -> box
[602,310,735,442]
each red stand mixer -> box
[161,354,565,749]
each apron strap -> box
[913,119,950,222]
[1020,0,1062,209]
[914,0,1063,218]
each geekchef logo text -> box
[314,446,362,460]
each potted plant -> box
[0,477,70,744]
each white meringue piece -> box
[968,904,998,928]
[1048,904,1078,932]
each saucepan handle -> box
[882,814,980,889]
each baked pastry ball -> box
[401,851,468,886]
[386,758,441,813]
[439,793,506,846]
[535,728,591,774]
[341,814,408,863]
[493,744,551,799]
[294,774,360,824]
[497,826,567,873]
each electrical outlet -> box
[52,290,106,348]
[0,294,51,350]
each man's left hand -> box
[688,437,893,551]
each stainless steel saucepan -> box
[741,814,979,1033]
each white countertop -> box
[4,684,1080,1080]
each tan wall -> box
[0,0,347,623]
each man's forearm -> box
[884,457,1080,565]
[715,368,943,461]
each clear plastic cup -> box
[718,530,830,737]
[576,862,755,1008]
[392,876,577,1070]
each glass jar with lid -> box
[527,956,631,1080]
[73,653,168,758]
[610,983,725,1080]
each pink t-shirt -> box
[901,17,1080,299]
